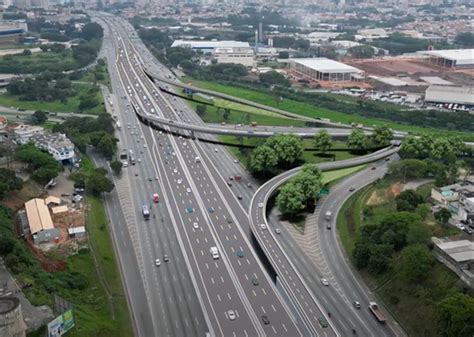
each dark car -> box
[163,254,169,262]
[318,317,328,328]
[261,315,270,325]
[252,278,259,286]
[237,195,243,200]
[227,182,232,187]
[349,187,355,192]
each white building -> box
[425,85,474,106]
[289,58,365,82]
[213,47,255,67]
[13,124,45,144]
[417,49,474,69]
[30,132,75,162]
[171,40,250,53]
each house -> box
[24,198,60,244]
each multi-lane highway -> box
[93,12,406,337]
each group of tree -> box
[53,114,117,159]
[15,144,63,184]
[347,45,375,59]
[272,36,310,50]
[313,130,332,153]
[78,86,101,111]
[70,167,114,196]
[249,134,304,175]
[400,134,465,161]
[276,164,322,217]
[454,31,474,48]
[7,76,73,103]
[346,126,394,151]
[0,168,23,199]
[259,71,290,87]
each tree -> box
[86,169,114,196]
[434,208,451,227]
[293,165,322,202]
[0,168,23,199]
[110,161,122,175]
[249,146,278,174]
[437,293,474,337]
[455,32,474,48]
[81,22,104,41]
[266,134,303,167]
[347,129,368,150]
[400,244,434,282]
[395,190,424,211]
[276,183,305,216]
[31,110,48,125]
[368,244,392,274]
[313,130,332,153]
[387,159,428,180]
[196,104,207,116]
[278,51,289,59]
[96,134,117,159]
[348,45,374,58]
[259,71,290,87]
[371,125,393,147]
[22,49,32,56]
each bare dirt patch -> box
[367,182,403,206]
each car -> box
[227,182,232,187]
[353,301,361,309]
[464,227,473,235]
[371,166,376,170]
[385,157,390,161]
[227,310,236,321]
[236,250,244,258]
[318,317,328,328]
[260,223,267,230]
[229,176,233,181]
[214,148,218,153]
[247,183,252,188]
[320,278,329,286]
[349,187,355,192]
[144,144,148,148]
[275,228,281,234]
[135,173,139,176]
[148,177,152,182]
[163,254,169,262]
[155,259,161,267]
[258,203,264,208]
[186,188,191,193]
[261,315,270,325]
[252,278,259,286]
[155,176,159,181]
[208,207,215,213]
[227,218,233,224]
[177,179,182,184]
[138,158,142,163]
[234,159,239,163]
[173,168,178,173]
[186,207,194,213]
[327,223,332,230]
[193,222,199,229]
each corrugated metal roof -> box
[25,198,54,234]
[425,85,474,105]
[45,196,61,205]
[51,205,68,214]
[290,58,363,73]
[418,49,474,66]
[171,40,250,49]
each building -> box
[289,58,365,82]
[425,85,474,107]
[30,132,75,162]
[68,226,86,239]
[432,238,474,287]
[213,47,255,67]
[417,49,474,69]
[0,297,26,337]
[24,198,60,244]
[171,40,250,53]
[0,22,26,45]
[13,124,45,144]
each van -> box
[210,247,219,260]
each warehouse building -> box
[24,198,60,244]
[171,40,250,53]
[213,47,255,67]
[289,58,364,82]
[425,85,474,107]
[417,49,474,69]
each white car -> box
[186,188,191,193]
[173,168,178,173]
[144,144,147,148]
[260,223,267,230]
[227,310,236,321]
[214,148,218,153]
[155,259,161,267]
[275,228,281,234]
[138,158,142,163]
[193,222,199,229]
[177,179,182,184]
[320,278,329,286]
[258,203,264,208]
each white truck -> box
[325,211,332,220]
[210,247,219,260]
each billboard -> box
[47,309,75,337]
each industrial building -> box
[24,198,60,244]
[171,40,250,53]
[213,47,255,67]
[289,58,365,82]
[30,132,76,162]
[418,49,474,69]
[432,238,474,287]
[425,85,474,107]
[0,22,26,46]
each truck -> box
[325,211,332,220]
[142,205,150,220]
[152,193,159,203]
[369,302,387,323]
[210,247,219,260]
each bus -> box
[142,205,150,220]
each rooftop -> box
[171,40,250,49]
[290,58,363,74]
[417,49,474,66]
[425,85,474,105]
[435,239,474,263]
[25,198,55,235]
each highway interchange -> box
[93,13,405,337]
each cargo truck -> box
[369,302,386,323]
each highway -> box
[93,12,408,337]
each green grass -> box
[186,78,474,140]
[80,61,111,88]
[0,84,105,114]
[0,51,77,74]
[321,165,365,185]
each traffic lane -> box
[143,125,260,337]
[190,143,305,337]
